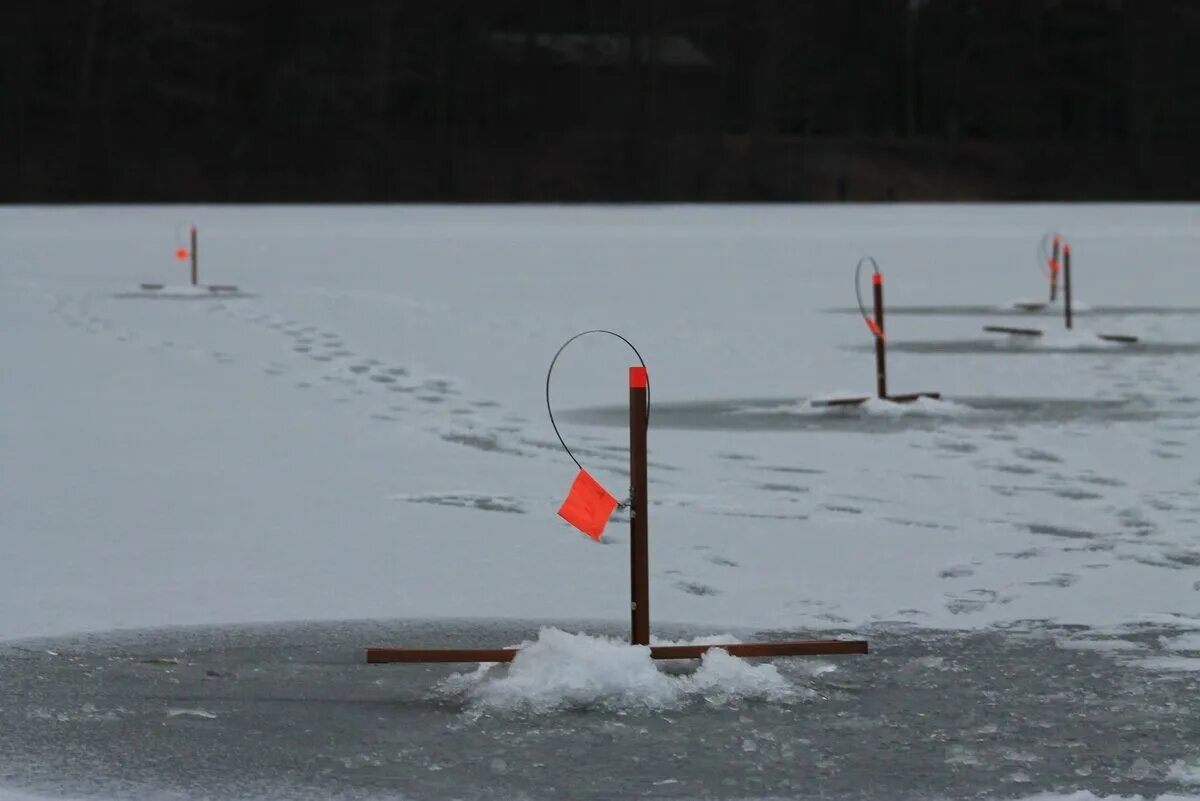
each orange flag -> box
[557,469,619,541]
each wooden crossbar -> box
[984,326,1138,344]
[812,391,941,408]
[366,640,868,664]
[983,325,1043,336]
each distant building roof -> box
[490,33,710,68]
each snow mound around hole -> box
[436,627,804,716]
[737,394,972,417]
[856,396,973,416]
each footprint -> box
[675,581,720,597]
[1027,573,1079,588]
[1026,523,1098,540]
[757,483,809,494]
[397,492,525,515]
[706,555,739,568]
[939,566,975,579]
[1053,487,1104,501]
[440,431,527,457]
[1078,473,1125,488]
[935,439,978,454]
[761,465,825,475]
[1014,448,1062,464]
[997,547,1042,559]
[986,462,1039,476]
[945,589,1013,615]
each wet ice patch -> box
[437,628,798,716]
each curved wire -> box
[174,220,195,249]
[546,329,650,472]
[854,256,882,339]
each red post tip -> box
[629,366,648,388]
[190,226,197,235]
[175,248,189,261]
[872,273,883,285]
[1053,234,1060,244]
[1063,244,1071,254]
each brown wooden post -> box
[873,273,886,399]
[190,226,198,287]
[1063,245,1072,330]
[1049,235,1060,302]
[629,366,650,646]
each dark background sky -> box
[4,0,1198,203]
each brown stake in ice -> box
[874,273,887,398]
[1049,235,1061,303]
[1063,244,1073,330]
[190,226,198,287]
[629,366,650,646]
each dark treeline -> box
[4,0,1199,202]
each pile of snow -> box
[1160,632,1200,651]
[856,396,973,416]
[1169,760,1200,786]
[436,627,802,716]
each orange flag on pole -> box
[557,469,619,541]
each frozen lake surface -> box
[1,204,1198,799]
[1,618,1199,801]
